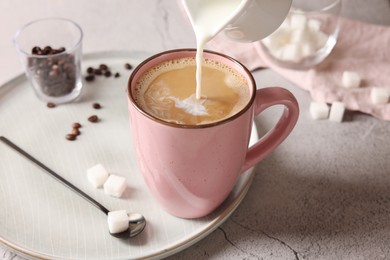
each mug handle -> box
[241,87,299,173]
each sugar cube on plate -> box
[371,87,389,104]
[329,102,345,122]
[342,71,361,88]
[87,164,109,188]
[107,210,129,234]
[104,174,127,197]
[310,101,329,119]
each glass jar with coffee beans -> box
[14,18,84,104]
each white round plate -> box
[0,51,257,260]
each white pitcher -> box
[181,0,292,43]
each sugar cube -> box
[107,210,129,234]
[342,71,361,88]
[290,13,307,30]
[314,31,328,49]
[308,19,321,32]
[290,29,310,44]
[281,43,302,62]
[329,102,345,122]
[265,28,291,49]
[309,101,329,120]
[270,48,284,59]
[104,174,127,197]
[300,42,316,57]
[87,164,109,188]
[370,87,389,104]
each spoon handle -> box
[0,136,109,215]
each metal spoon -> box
[0,136,146,238]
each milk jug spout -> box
[181,0,292,43]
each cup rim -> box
[127,48,257,129]
[13,17,83,57]
[291,0,341,14]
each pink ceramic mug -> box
[127,49,299,218]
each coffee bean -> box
[57,47,66,54]
[99,64,108,70]
[94,69,102,75]
[43,46,52,55]
[32,46,42,55]
[72,122,81,128]
[47,102,56,108]
[125,63,133,70]
[92,102,101,109]
[87,67,94,74]
[66,134,77,141]
[71,128,81,136]
[104,70,111,77]
[85,74,95,82]
[114,72,120,78]
[88,115,99,123]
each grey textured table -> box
[1,1,390,259]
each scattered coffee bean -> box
[47,102,56,108]
[85,74,95,82]
[87,67,94,74]
[125,63,133,70]
[94,69,102,75]
[99,64,108,70]
[84,63,121,80]
[66,134,77,141]
[92,103,102,109]
[71,128,81,136]
[88,115,99,123]
[104,70,111,77]
[72,122,81,128]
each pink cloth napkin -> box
[208,17,390,121]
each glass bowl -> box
[260,0,342,70]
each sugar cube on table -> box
[104,174,127,197]
[342,71,361,88]
[310,101,330,120]
[371,87,389,104]
[329,102,345,122]
[87,164,109,188]
[107,210,129,234]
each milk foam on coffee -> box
[169,95,208,116]
[134,57,250,125]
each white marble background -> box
[1,0,390,259]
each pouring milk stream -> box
[182,0,243,99]
[181,0,292,100]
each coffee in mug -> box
[133,57,250,125]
